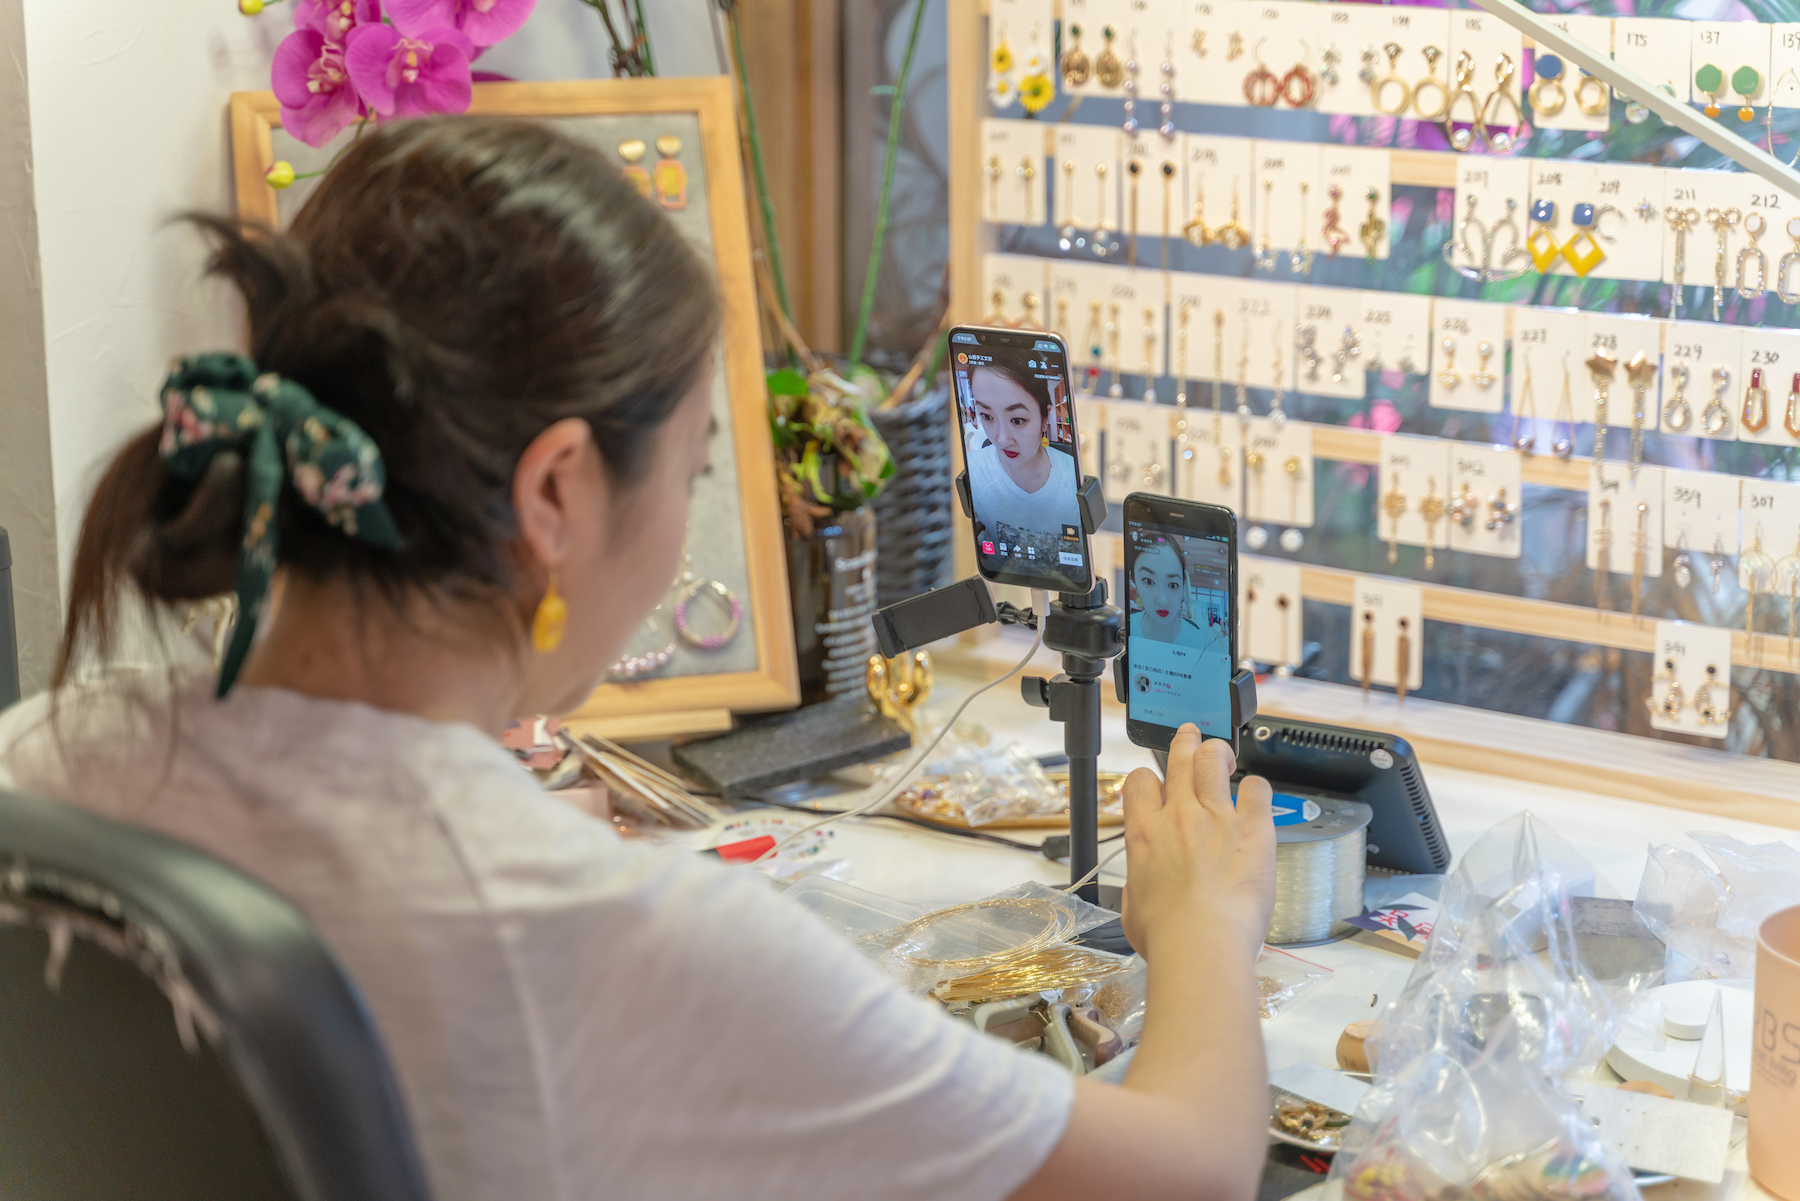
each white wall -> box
[5,0,720,694]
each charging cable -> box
[757,590,1051,863]
[1064,843,1127,894]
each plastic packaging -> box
[860,880,1117,992]
[1330,813,1657,1201]
[781,876,923,947]
[1633,832,1800,981]
[1088,954,1148,1044]
[1257,945,1334,1020]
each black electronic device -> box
[1116,494,1240,753]
[1234,716,1449,876]
[948,325,1093,594]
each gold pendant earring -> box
[1630,502,1650,621]
[1381,473,1408,564]
[1372,42,1413,114]
[1478,53,1524,152]
[1395,616,1411,707]
[1095,24,1124,87]
[617,139,652,198]
[1359,187,1386,260]
[1412,45,1449,119]
[653,135,688,209]
[1061,22,1091,87]
[1418,478,1445,570]
[1360,610,1376,699]
[1646,658,1684,718]
[532,570,567,652]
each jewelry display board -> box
[229,80,798,738]
[951,0,1800,816]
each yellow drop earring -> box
[533,570,568,652]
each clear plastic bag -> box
[1088,954,1148,1044]
[1257,945,1334,1020]
[1330,813,1655,1201]
[1633,832,1800,981]
[929,733,1063,826]
[860,880,1117,992]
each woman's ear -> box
[512,418,603,576]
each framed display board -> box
[229,79,799,739]
[948,0,1800,822]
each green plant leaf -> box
[766,367,810,397]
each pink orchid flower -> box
[295,0,382,42]
[387,0,535,48]
[345,23,476,119]
[273,27,365,146]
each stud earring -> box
[1061,22,1092,87]
[986,155,1002,217]
[1665,363,1693,432]
[1553,352,1576,459]
[1017,156,1037,223]
[1472,341,1496,389]
[1395,616,1412,708]
[1646,658,1684,719]
[1733,64,1762,121]
[1486,487,1519,532]
[617,139,652,198]
[1696,63,1724,118]
[1244,450,1268,550]
[1095,25,1124,87]
[532,570,567,652]
[1738,211,1769,300]
[1744,367,1771,433]
[1450,480,1480,529]
[1436,338,1460,389]
[1228,31,1244,61]
[1693,663,1729,726]
[1529,52,1566,115]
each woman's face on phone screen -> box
[971,369,1047,468]
[1134,543,1187,637]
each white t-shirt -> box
[965,428,1082,537]
[0,672,1072,1201]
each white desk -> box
[788,666,1797,1201]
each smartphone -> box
[949,325,1092,593]
[1121,494,1239,751]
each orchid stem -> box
[847,0,928,374]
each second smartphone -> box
[1120,494,1239,752]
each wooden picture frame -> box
[228,79,799,739]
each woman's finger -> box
[1162,723,1202,805]
[1121,766,1167,833]
[1234,772,1274,823]
[1188,737,1239,814]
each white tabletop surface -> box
[776,664,1797,1201]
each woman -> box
[0,118,1275,1201]
[1130,539,1214,649]
[963,362,1082,538]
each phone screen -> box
[951,327,1091,593]
[1124,514,1236,744]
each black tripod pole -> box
[1023,581,1122,907]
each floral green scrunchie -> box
[159,353,402,698]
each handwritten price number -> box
[1052,275,1079,294]
[1360,592,1386,609]
[1240,298,1271,316]
[1251,432,1280,449]
[1463,16,1483,29]
[1443,317,1472,334]
[1262,157,1286,171]
[993,273,1015,289]
[1192,147,1220,165]
[1387,452,1412,469]
[1192,2,1213,15]
[1672,187,1697,202]
[1331,9,1349,23]
[1751,492,1776,509]
[1330,162,1354,176]
[1673,485,1703,506]
[1538,171,1564,187]
[1305,304,1332,319]
[1390,13,1410,26]
[1111,283,1137,298]
[1599,180,1621,195]
[1130,0,1148,11]
[1751,193,1784,210]
[1700,28,1720,45]
[1366,309,1394,324]
[1625,31,1648,48]
[1457,457,1487,476]
[1592,332,1619,349]
[1671,343,1703,359]
[1753,349,1782,365]
[1662,639,1688,658]
[1463,169,1490,188]
[1519,327,1548,343]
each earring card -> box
[1244,0,1321,105]
[1688,21,1771,109]
[1353,289,1432,379]
[980,120,1049,227]
[1349,577,1424,691]
[1317,3,1442,119]
[1104,400,1171,504]
[1533,14,1613,133]
[1053,123,1124,233]
[1060,0,1138,99]
[1180,134,1257,244]
[1241,556,1304,668]
[1662,321,1745,440]
[1446,443,1524,559]
[1122,135,1174,260]
[1648,621,1733,738]
[1659,169,1743,293]
[1586,463,1665,578]
[1587,313,1664,431]
[1317,145,1391,262]
[1243,418,1314,527]
[1449,156,1533,282]
[1428,297,1507,413]
[1525,159,1596,281]
[1743,478,1800,550]
[1508,304,1589,433]
[1209,277,1298,390]
[1587,162,1666,282]
[1735,326,1800,448]
[1252,140,1324,256]
[982,253,1050,329]
[1770,26,1800,107]
[1447,8,1526,121]
[1047,260,1086,350]
[1377,434,1453,554]
[1178,0,1245,109]
[1123,268,1167,378]
[1664,468,1741,556]
[1612,17,1690,103]
[1177,402,1242,509]
[1294,286,1365,400]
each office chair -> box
[0,786,433,1201]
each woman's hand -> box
[1119,724,1276,964]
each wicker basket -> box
[870,383,955,609]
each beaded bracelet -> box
[673,575,742,650]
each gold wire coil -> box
[931,944,1127,1005]
[880,897,1075,972]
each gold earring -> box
[533,570,567,652]
[1395,616,1411,707]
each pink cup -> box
[1750,904,1800,1200]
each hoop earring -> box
[1371,42,1413,114]
[1478,53,1523,152]
[1443,50,1481,151]
[1244,38,1281,107]
[1412,46,1450,120]
[1574,71,1609,116]
[532,570,567,652]
[1529,53,1566,115]
[1280,43,1317,108]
